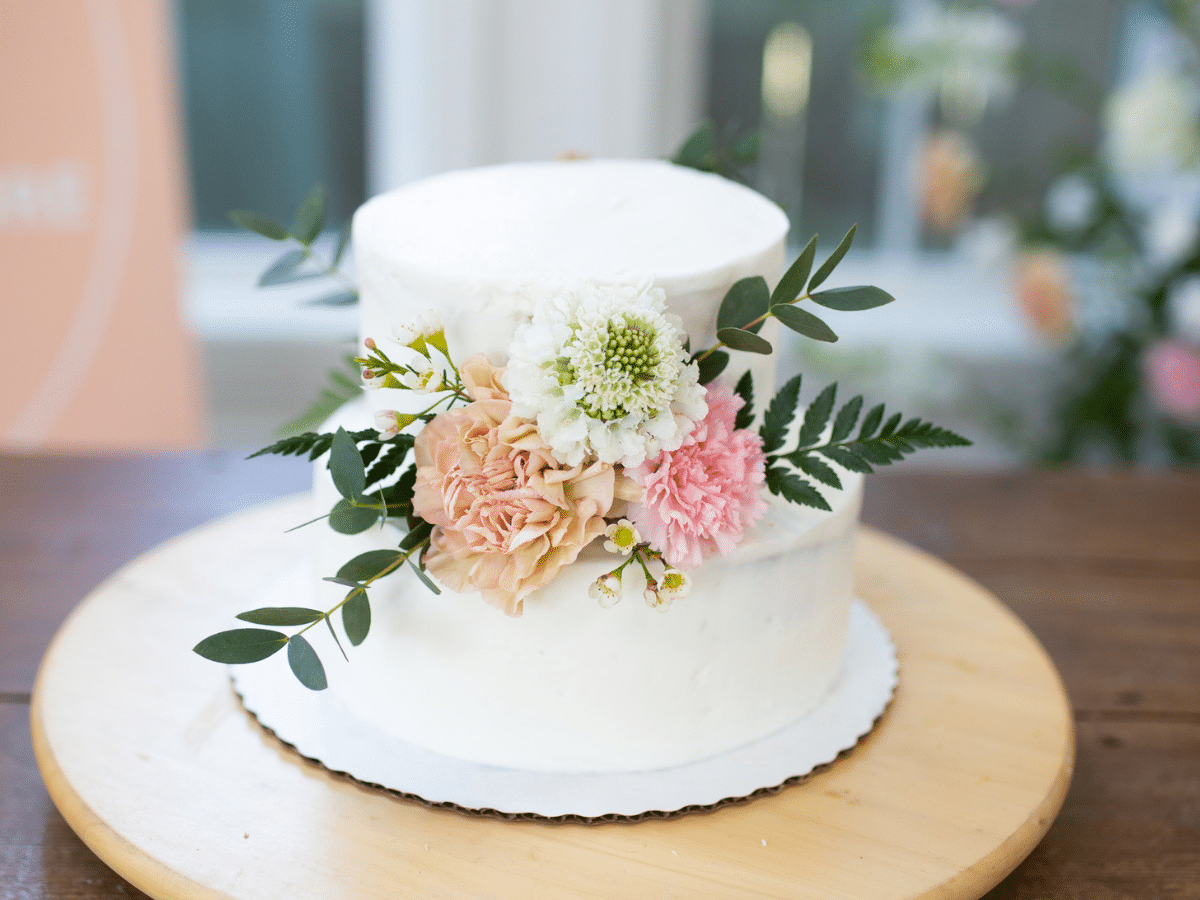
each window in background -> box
[175,0,365,231]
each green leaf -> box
[847,439,904,465]
[730,130,761,164]
[792,453,843,489]
[235,607,324,626]
[307,290,358,307]
[877,412,903,439]
[329,498,378,535]
[276,359,364,437]
[228,210,289,241]
[291,184,326,246]
[773,304,839,342]
[364,441,411,490]
[771,235,817,307]
[399,519,434,552]
[383,465,418,510]
[819,446,874,474]
[333,220,353,266]
[672,122,715,168]
[891,419,973,448]
[287,634,327,690]
[717,327,773,355]
[733,369,754,431]
[323,576,363,589]
[858,403,885,440]
[831,395,864,442]
[809,285,894,311]
[808,224,856,291]
[342,591,371,646]
[329,427,367,502]
[760,374,801,454]
[338,548,404,583]
[407,559,442,595]
[717,276,770,334]
[193,628,287,664]
[765,467,832,512]
[695,350,729,385]
[797,383,837,448]
[258,249,317,287]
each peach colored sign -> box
[0,0,204,450]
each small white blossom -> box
[403,362,444,393]
[603,519,640,555]
[375,409,404,440]
[504,281,706,468]
[392,309,444,346]
[1105,70,1200,175]
[589,573,623,608]
[657,569,691,601]
[644,583,671,612]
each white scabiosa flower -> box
[589,573,623,608]
[504,281,706,468]
[603,519,640,555]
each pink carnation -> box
[627,381,767,569]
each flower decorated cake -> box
[199,158,968,777]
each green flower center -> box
[662,571,685,591]
[603,319,660,383]
[612,525,636,548]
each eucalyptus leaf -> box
[399,519,434,552]
[810,285,894,311]
[717,276,770,334]
[323,576,364,589]
[773,304,838,342]
[797,383,837,447]
[672,122,715,168]
[307,290,358,307]
[329,427,367,502]
[193,628,287,664]
[807,224,857,292]
[342,591,371,646]
[733,369,754,431]
[717,327,773,355]
[695,350,729,385]
[831,395,864,442]
[291,184,326,246]
[333,221,353,266]
[258,249,312,287]
[730,130,761,164]
[760,374,801,454]
[771,234,817,307]
[287,634,327,690]
[338,548,404,583]
[407,557,442,595]
[329,498,378,534]
[228,210,289,241]
[236,607,324,626]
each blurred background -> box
[3,0,1199,466]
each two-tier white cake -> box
[310,159,863,774]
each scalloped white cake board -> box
[232,587,897,819]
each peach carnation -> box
[627,381,767,569]
[413,356,621,616]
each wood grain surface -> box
[2,455,1198,899]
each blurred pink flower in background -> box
[1012,249,1074,342]
[918,129,984,233]
[1145,340,1200,424]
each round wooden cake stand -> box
[32,498,1073,900]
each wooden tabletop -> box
[2,454,1198,899]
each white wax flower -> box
[657,569,691,601]
[504,281,706,468]
[588,574,623,608]
[403,361,445,393]
[392,309,444,346]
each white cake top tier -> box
[353,159,789,377]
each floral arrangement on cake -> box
[194,217,969,689]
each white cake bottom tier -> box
[310,432,864,774]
